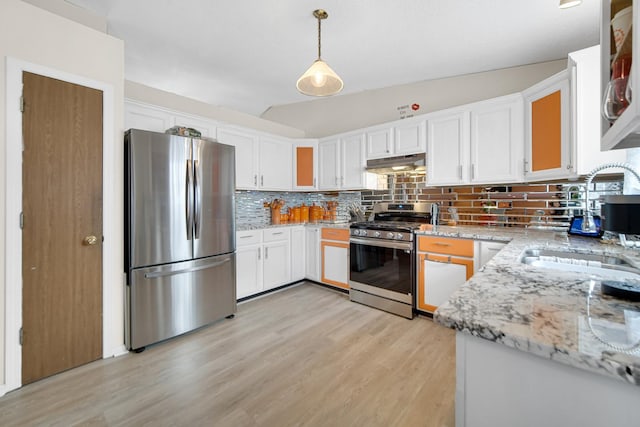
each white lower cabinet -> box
[290,226,306,282]
[320,228,350,290]
[478,241,507,267]
[417,236,476,313]
[263,228,291,290]
[236,227,291,299]
[305,226,321,282]
[236,230,264,299]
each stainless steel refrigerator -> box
[125,129,236,351]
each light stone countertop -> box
[236,222,351,231]
[424,225,640,386]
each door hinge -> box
[19,327,23,345]
[20,95,25,113]
[20,212,24,229]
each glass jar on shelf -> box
[603,53,632,123]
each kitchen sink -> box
[520,248,640,280]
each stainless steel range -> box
[349,202,433,319]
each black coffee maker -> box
[601,195,640,235]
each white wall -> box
[21,0,107,32]
[262,59,567,138]
[1,0,124,392]
[125,81,306,138]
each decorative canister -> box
[271,206,281,225]
[300,203,309,223]
[292,206,301,223]
[310,204,322,222]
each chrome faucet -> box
[582,162,640,233]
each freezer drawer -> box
[126,253,236,350]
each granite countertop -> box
[236,221,351,231]
[427,225,640,386]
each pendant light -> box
[296,9,343,96]
[559,0,582,9]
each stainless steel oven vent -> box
[365,153,426,174]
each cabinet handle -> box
[428,255,452,264]
[272,232,284,235]
[335,176,338,185]
[313,177,316,187]
[458,165,462,179]
[265,247,269,259]
[261,175,264,186]
[433,242,451,246]
[239,235,254,239]
[258,247,261,260]
[523,159,529,173]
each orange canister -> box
[310,204,322,222]
[292,206,301,223]
[300,203,309,223]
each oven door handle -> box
[350,237,412,251]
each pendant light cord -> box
[317,16,322,59]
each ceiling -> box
[65,0,600,118]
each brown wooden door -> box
[21,72,103,385]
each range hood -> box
[365,153,426,174]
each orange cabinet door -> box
[296,146,314,187]
[417,253,473,313]
[417,236,474,257]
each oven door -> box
[349,237,414,302]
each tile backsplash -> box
[360,173,624,228]
[235,191,361,227]
[236,174,625,230]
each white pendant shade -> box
[296,59,344,96]
[558,0,582,9]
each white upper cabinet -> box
[124,101,173,132]
[259,136,292,190]
[342,133,369,189]
[522,70,572,181]
[318,138,340,190]
[124,100,217,137]
[427,108,469,186]
[217,127,292,191]
[600,1,640,150]
[570,45,626,171]
[470,94,523,184]
[319,132,369,190]
[217,127,260,189]
[427,94,523,186]
[365,118,426,159]
[394,119,426,155]
[173,114,217,138]
[522,46,625,182]
[366,127,394,158]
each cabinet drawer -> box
[237,230,262,247]
[418,236,474,257]
[321,228,350,242]
[263,227,290,243]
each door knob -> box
[83,235,98,246]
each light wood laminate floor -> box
[0,282,455,427]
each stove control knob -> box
[396,233,404,240]
[360,229,368,237]
[386,232,395,239]
[373,231,381,238]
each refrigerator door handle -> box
[193,159,201,239]
[143,258,231,279]
[186,159,194,240]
